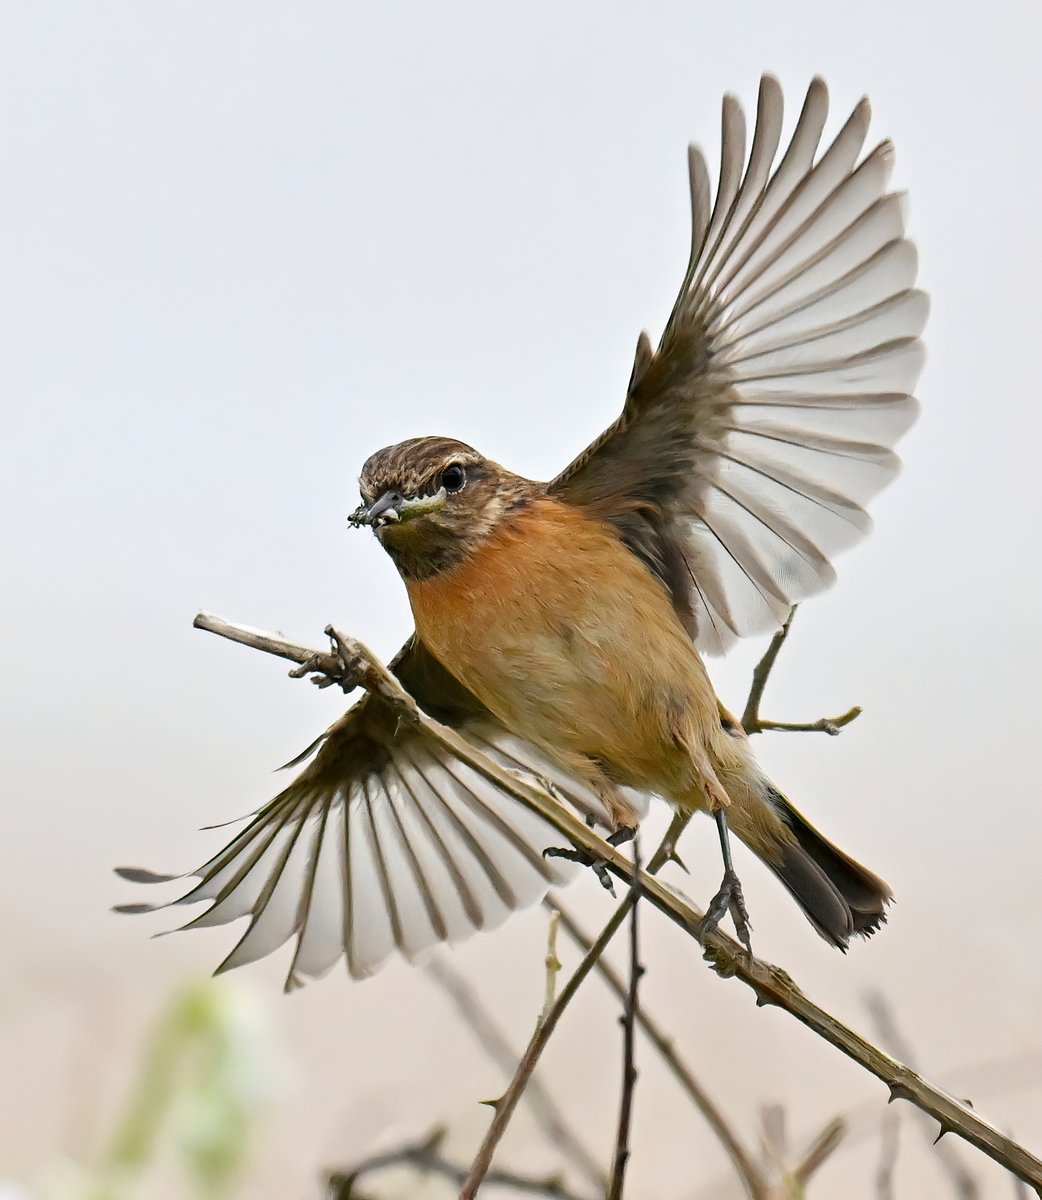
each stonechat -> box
[119,77,924,988]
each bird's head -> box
[349,436,533,579]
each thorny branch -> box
[866,992,981,1199]
[193,610,1042,1195]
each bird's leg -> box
[701,809,753,956]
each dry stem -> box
[457,822,684,1199]
[424,955,607,1192]
[326,1126,590,1199]
[552,901,769,1200]
[607,838,642,1200]
[741,607,861,736]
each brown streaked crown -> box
[356,435,540,580]
[358,436,484,505]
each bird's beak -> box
[349,490,403,529]
[348,486,449,530]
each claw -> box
[543,845,616,896]
[702,867,753,956]
[606,824,637,848]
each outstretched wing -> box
[116,638,631,989]
[551,76,925,654]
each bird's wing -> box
[550,76,925,654]
[115,637,636,989]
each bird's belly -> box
[406,501,718,795]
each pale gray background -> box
[3,2,1041,1196]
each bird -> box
[117,75,925,990]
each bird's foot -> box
[542,845,615,895]
[288,627,367,694]
[542,825,636,897]
[702,867,753,957]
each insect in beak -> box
[348,487,448,529]
[353,491,402,528]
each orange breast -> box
[406,498,719,795]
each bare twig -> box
[866,992,981,1200]
[424,955,607,1192]
[193,613,418,714]
[741,607,861,737]
[326,1126,592,1199]
[552,901,768,1200]
[193,613,1042,1195]
[608,838,642,1200]
[757,1107,845,1197]
[790,1116,846,1189]
[460,897,629,1195]
[543,908,563,1021]
[459,823,685,1200]
[194,612,341,672]
[459,897,624,1198]
[752,711,862,736]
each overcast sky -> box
[3,3,1041,1197]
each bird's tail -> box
[725,773,892,949]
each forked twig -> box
[741,607,861,736]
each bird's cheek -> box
[377,516,428,547]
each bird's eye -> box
[440,463,467,494]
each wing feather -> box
[115,639,606,987]
[551,77,925,651]
[285,798,346,988]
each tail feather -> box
[759,785,892,949]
